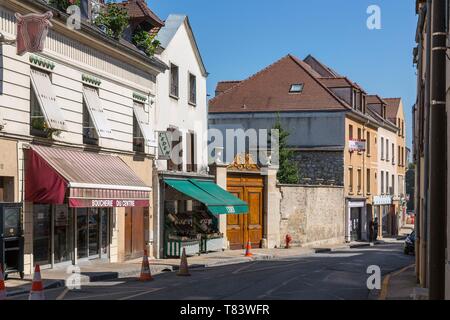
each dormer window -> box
[289,84,304,93]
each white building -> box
[0,0,167,274]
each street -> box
[9,242,414,300]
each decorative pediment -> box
[227,153,260,172]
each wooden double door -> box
[227,174,264,249]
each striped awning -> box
[25,145,151,208]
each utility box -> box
[0,203,24,279]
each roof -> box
[31,145,149,189]
[156,14,207,77]
[383,98,402,122]
[303,55,341,78]
[118,0,164,27]
[319,77,365,92]
[209,54,350,113]
[366,95,387,105]
[215,81,241,95]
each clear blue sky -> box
[149,0,417,148]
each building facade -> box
[0,0,167,273]
[413,0,449,300]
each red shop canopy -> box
[25,145,151,208]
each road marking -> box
[257,276,300,299]
[69,289,148,300]
[56,287,70,300]
[378,264,415,300]
[232,262,257,274]
[118,287,163,300]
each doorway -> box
[350,207,362,241]
[76,208,110,260]
[226,174,264,249]
[124,207,146,259]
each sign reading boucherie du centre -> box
[69,199,150,208]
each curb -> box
[378,264,415,300]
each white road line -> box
[69,289,149,300]
[56,288,70,300]
[232,262,257,274]
[118,287,163,300]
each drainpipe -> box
[428,0,447,300]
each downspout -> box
[428,0,447,300]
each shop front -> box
[373,195,393,238]
[160,177,248,258]
[24,145,151,271]
[346,198,366,242]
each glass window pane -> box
[33,205,52,265]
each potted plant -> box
[132,29,161,57]
[94,2,129,39]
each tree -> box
[271,115,299,184]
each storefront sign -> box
[349,140,366,152]
[158,131,171,159]
[69,199,149,208]
[373,195,392,205]
[225,206,236,214]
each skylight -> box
[289,83,304,93]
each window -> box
[391,174,395,195]
[186,132,197,172]
[392,143,395,164]
[83,99,98,145]
[189,73,197,105]
[170,63,179,98]
[367,169,371,194]
[357,128,362,140]
[82,86,112,139]
[386,172,389,194]
[349,125,354,140]
[366,132,371,156]
[348,168,354,193]
[133,109,145,153]
[380,171,384,194]
[381,137,384,160]
[357,169,362,194]
[398,146,401,166]
[386,139,389,161]
[29,68,66,136]
[289,83,304,93]
[133,102,155,150]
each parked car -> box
[404,231,415,255]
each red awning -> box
[25,145,151,208]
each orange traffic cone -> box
[244,240,253,257]
[177,248,191,277]
[139,250,153,281]
[29,264,45,300]
[0,265,6,300]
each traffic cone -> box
[0,265,6,300]
[29,264,45,300]
[245,240,253,257]
[139,250,153,281]
[177,248,191,277]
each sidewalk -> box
[3,240,382,297]
[378,264,428,300]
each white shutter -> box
[30,68,67,131]
[82,86,113,139]
[133,102,156,147]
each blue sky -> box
[149,0,417,148]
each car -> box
[404,231,415,255]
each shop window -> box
[33,205,52,266]
[170,63,179,98]
[189,73,196,105]
[0,176,14,202]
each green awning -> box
[189,179,249,214]
[164,178,248,215]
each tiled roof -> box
[118,0,164,27]
[209,54,350,113]
[383,98,402,122]
[303,55,341,78]
[366,94,387,105]
[319,77,365,92]
[215,81,241,95]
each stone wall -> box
[278,185,345,247]
[293,151,344,186]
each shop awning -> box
[25,145,151,208]
[164,178,248,215]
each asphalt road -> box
[11,242,414,300]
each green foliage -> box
[132,29,161,57]
[49,0,81,12]
[94,2,129,39]
[272,115,300,184]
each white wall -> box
[155,21,208,172]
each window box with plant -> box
[94,2,129,39]
[49,0,81,12]
[132,28,161,57]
